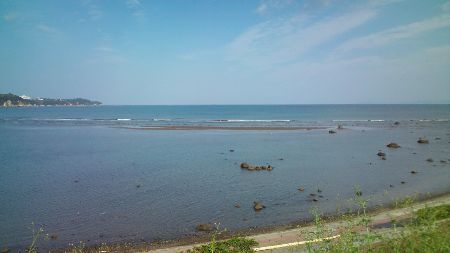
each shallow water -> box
[0,105,449,251]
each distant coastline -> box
[0,93,101,107]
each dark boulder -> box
[426,158,434,163]
[386,143,401,148]
[417,138,429,144]
[253,202,265,211]
[329,130,336,134]
[240,163,250,169]
[196,224,212,232]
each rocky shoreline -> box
[44,191,450,253]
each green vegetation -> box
[187,237,258,253]
[415,204,450,224]
[303,194,450,253]
[0,93,101,107]
[25,223,46,253]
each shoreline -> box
[50,191,450,253]
[119,125,329,131]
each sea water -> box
[1,105,449,251]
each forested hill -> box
[0,93,102,107]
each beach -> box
[1,105,449,252]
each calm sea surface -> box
[1,105,450,251]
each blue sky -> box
[1,0,450,104]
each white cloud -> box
[254,0,293,15]
[3,12,18,22]
[126,0,141,8]
[228,7,377,67]
[443,1,450,12]
[336,15,450,54]
[81,1,103,21]
[94,46,117,53]
[36,24,57,33]
[256,3,268,15]
[125,0,146,19]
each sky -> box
[1,0,450,105]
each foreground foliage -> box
[305,194,450,253]
[187,237,258,253]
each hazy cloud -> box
[125,0,146,18]
[126,0,141,8]
[229,7,377,67]
[443,1,450,12]
[336,14,450,54]
[81,0,103,21]
[94,46,118,53]
[36,24,58,33]
[3,12,18,22]
[255,0,294,15]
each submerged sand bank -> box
[120,125,328,131]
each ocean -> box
[1,105,450,251]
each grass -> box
[187,237,258,253]
[303,195,450,253]
[25,223,46,253]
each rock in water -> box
[196,224,212,232]
[240,162,250,169]
[377,151,386,157]
[253,202,265,211]
[417,138,429,144]
[329,130,336,134]
[386,143,401,148]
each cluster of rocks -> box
[240,162,273,171]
